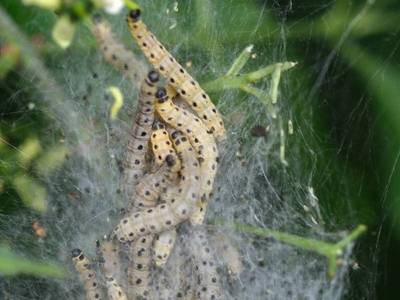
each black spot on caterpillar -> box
[155,87,219,225]
[71,249,103,300]
[97,239,128,300]
[187,228,224,300]
[126,10,226,141]
[91,16,147,86]
[123,71,160,197]
[113,131,201,242]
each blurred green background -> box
[0,0,399,299]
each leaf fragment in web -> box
[108,86,124,120]
[52,15,76,49]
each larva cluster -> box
[71,10,242,300]
[126,9,226,141]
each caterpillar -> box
[155,87,219,225]
[153,228,177,267]
[97,239,128,300]
[126,155,179,299]
[127,153,180,211]
[123,70,160,197]
[150,120,180,267]
[188,228,224,300]
[210,232,243,278]
[91,15,147,86]
[113,130,201,242]
[71,249,103,300]
[126,9,226,141]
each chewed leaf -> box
[52,15,76,49]
[12,175,47,212]
[108,86,124,120]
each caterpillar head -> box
[71,248,83,258]
[128,9,141,22]
[155,87,168,103]
[165,154,176,167]
[147,70,160,83]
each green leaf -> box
[0,245,64,277]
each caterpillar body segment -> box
[97,239,127,300]
[123,71,160,196]
[155,87,219,225]
[91,16,147,85]
[151,120,181,171]
[153,229,177,267]
[127,235,154,299]
[113,131,201,242]
[72,249,103,300]
[189,228,224,300]
[126,9,226,141]
[105,277,128,300]
[127,154,180,211]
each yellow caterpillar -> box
[91,15,147,86]
[150,120,180,267]
[113,131,201,242]
[71,248,103,300]
[123,71,160,197]
[155,87,219,225]
[126,154,179,299]
[97,239,128,300]
[126,9,226,141]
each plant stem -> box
[215,220,366,278]
[204,61,296,93]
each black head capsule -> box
[129,9,141,21]
[72,248,82,258]
[148,70,159,83]
[165,154,176,167]
[156,87,168,103]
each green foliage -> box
[0,245,64,277]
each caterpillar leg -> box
[72,249,104,300]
